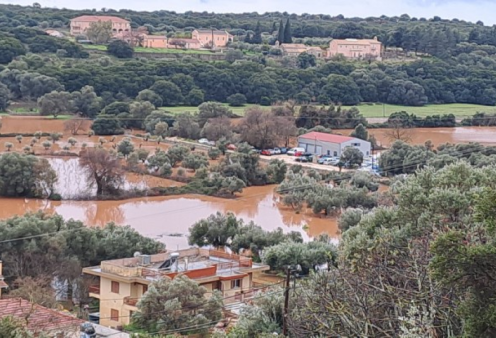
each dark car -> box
[279,147,288,154]
[295,153,313,162]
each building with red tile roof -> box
[70,15,131,36]
[0,298,82,336]
[298,131,371,157]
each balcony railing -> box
[88,285,100,295]
[124,297,139,307]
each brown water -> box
[0,185,338,249]
[366,127,496,147]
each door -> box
[316,146,323,155]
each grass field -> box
[82,44,214,55]
[342,103,496,118]
[160,103,494,118]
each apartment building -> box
[70,15,131,36]
[328,37,383,60]
[83,248,270,328]
[192,29,233,48]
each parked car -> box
[295,153,313,162]
[261,149,272,156]
[318,155,337,164]
[198,138,210,145]
[287,147,305,156]
[322,157,340,166]
[227,144,237,150]
[279,147,288,154]
[272,148,282,154]
[268,149,276,155]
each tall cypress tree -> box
[283,18,292,43]
[272,22,277,34]
[251,21,263,44]
[277,19,285,44]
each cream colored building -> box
[328,37,383,60]
[70,15,131,36]
[192,29,233,48]
[280,43,325,58]
[83,248,270,328]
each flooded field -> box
[0,185,338,249]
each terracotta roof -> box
[194,29,232,35]
[299,131,355,144]
[142,34,165,40]
[71,15,129,23]
[0,298,83,334]
[331,39,381,45]
[0,280,7,288]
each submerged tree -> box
[79,148,124,196]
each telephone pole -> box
[282,267,291,336]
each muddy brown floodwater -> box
[0,185,339,249]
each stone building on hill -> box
[328,37,383,60]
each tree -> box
[0,316,37,338]
[201,116,232,141]
[136,89,163,107]
[9,276,57,308]
[71,85,101,118]
[338,208,364,231]
[250,21,263,44]
[91,115,123,135]
[266,159,287,184]
[144,111,173,133]
[0,153,57,198]
[132,276,223,334]
[37,90,72,118]
[277,19,284,44]
[182,153,209,171]
[103,102,130,115]
[185,88,204,106]
[340,147,363,167]
[0,83,10,111]
[79,148,124,196]
[166,145,190,167]
[147,150,170,172]
[153,121,168,137]
[149,80,183,107]
[297,52,316,69]
[86,20,113,44]
[129,100,155,128]
[64,116,90,135]
[207,147,221,160]
[0,36,26,64]
[384,119,413,143]
[322,74,361,105]
[197,102,233,128]
[239,107,279,149]
[283,18,292,43]
[172,113,200,139]
[117,138,134,157]
[350,123,368,141]
[227,93,247,107]
[188,212,242,248]
[107,40,134,58]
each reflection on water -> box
[48,158,147,199]
[0,185,338,249]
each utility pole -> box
[382,103,385,118]
[283,267,291,336]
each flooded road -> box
[0,185,339,249]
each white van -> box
[287,147,305,156]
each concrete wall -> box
[298,137,341,157]
[341,139,371,157]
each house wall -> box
[192,31,231,47]
[142,36,167,48]
[341,139,371,157]
[298,137,341,157]
[70,19,131,36]
[328,40,382,60]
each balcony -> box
[124,297,139,307]
[88,285,100,298]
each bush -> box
[227,93,247,107]
[208,147,221,160]
[260,96,271,106]
[107,40,134,58]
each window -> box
[352,143,361,147]
[110,309,119,322]
[231,279,241,289]
[333,151,337,157]
[142,284,148,294]
[213,281,222,291]
[111,281,119,294]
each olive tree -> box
[182,153,209,171]
[340,147,364,167]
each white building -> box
[297,131,371,157]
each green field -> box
[82,44,214,55]
[160,103,494,118]
[342,103,496,118]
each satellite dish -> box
[133,251,142,257]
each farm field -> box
[161,103,495,118]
